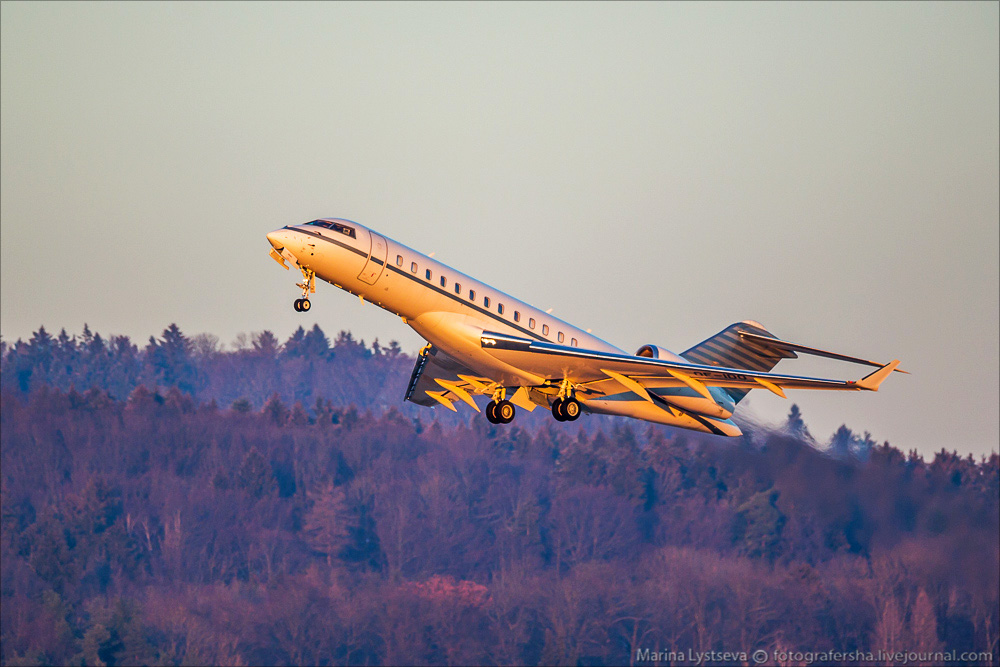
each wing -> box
[479,330,900,398]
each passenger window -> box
[483,296,491,308]
[469,289,476,301]
[440,276,447,288]
[498,303,504,315]
[529,318,535,329]
[425,269,432,280]
[542,324,549,336]
[558,332,565,343]
[396,255,403,267]
[571,338,578,347]
[455,282,461,294]
[411,262,418,273]
[514,311,520,323]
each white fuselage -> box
[267,218,624,386]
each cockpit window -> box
[306,220,356,238]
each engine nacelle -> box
[634,344,736,419]
[635,344,686,363]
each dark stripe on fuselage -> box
[286,226,558,344]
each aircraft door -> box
[357,231,388,285]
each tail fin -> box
[682,321,796,403]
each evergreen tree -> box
[303,324,330,358]
[252,330,280,357]
[145,324,197,393]
[283,326,307,358]
[732,488,786,560]
[237,447,276,499]
[785,403,813,442]
[829,424,857,459]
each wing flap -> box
[405,346,489,409]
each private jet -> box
[266,218,901,436]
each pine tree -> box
[252,331,280,357]
[283,326,307,358]
[785,404,813,442]
[237,447,276,499]
[829,425,857,459]
[262,393,288,424]
[303,324,330,358]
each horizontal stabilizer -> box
[738,330,907,374]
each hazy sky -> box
[2,2,997,457]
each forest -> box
[1,324,997,666]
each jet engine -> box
[634,344,736,419]
[635,344,686,363]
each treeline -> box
[0,326,997,666]
[0,323,414,413]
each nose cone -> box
[266,229,290,250]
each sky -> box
[2,2,997,458]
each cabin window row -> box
[394,254,577,346]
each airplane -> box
[265,218,902,436]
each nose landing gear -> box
[292,268,315,312]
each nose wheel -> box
[292,268,315,313]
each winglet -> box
[856,359,901,391]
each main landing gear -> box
[486,399,515,424]
[293,268,315,313]
[551,396,581,422]
[551,378,582,422]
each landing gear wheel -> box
[486,400,500,424]
[293,299,302,312]
[562,397,581,421]
[495,400,515,424]
[551,397,567,422]
[299,298,311,312]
